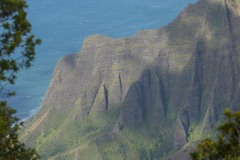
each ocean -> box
[8,0,197,120]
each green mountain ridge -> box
[21,0,240,159]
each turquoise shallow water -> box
[7,0,197,120]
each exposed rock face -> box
[21,0,240,159]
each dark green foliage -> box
[0,0,41,159]
[0,0,41,96]
[0,101,39,160]
[191,109,240,160]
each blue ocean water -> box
[8,0,197,120]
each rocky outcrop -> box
[21,0,240,159]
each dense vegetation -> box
[0,102,39,159]
[191,109,240,160]
[0,0,40,159]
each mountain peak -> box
[208,0,240,16]
[21,0,240,159]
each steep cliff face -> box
[21,0,240,159]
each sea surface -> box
[8,0,197,120]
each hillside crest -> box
[22,0,240,159]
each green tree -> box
[0,102,39,159]
[0,0,41,95]
[0,0,41,159]
[191,109,240,160]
